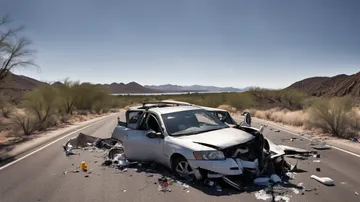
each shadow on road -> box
[123,161,302,197]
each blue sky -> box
[1,0,359,88]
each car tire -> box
[108,147,124,159]
[172,156,196,181]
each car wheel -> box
[173,156,195,181]
[108,148,124,159]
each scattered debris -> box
[186,190,190,193]
[287,155,308,160]
[316,168,321,172]
[123,189,127,192]
[278,145,312,155]
[84,175,89,178]
[313,145,331,150]
[274,195,291,202]
[313,160,321,163]
[291,188,300,194]
[81,161,88,172]
[350,138,358,143]
[310,175,334,186]
[340,182,347,185]
[157,177,173,192]
[101,160,112,166]
[313,154,320,158]
[355,191,359,196]
[255,190,272,201]
[286,172,297,179]
[274,130,280,132]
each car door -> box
[124,112,165,162]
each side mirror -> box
[146,131,164,139]
[240,112,252,127]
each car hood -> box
[176,128,255,149]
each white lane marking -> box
[0,114,117,171]
[252,119,360,158]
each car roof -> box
[149,105,202,114]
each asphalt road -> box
[0,112,359,202]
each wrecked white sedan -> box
[112,102,267,181]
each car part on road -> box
[310,175,334,186]
[313,145,331,150]
[222,176,244,191]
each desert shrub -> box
[21,84,58,131]
[0,102,14,118]
[307,96,355,138]
[59,114,71,124]
[11,114,38,136]
[57,79,80,115]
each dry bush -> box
[251,108,307,127]
[109,108,120,113]
[11,114,38,136]
[21,85,58,131]
[307,96,355,138]
[0,102,14,118]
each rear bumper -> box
[187,158,259,179]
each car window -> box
[147,114,161,133]
[128,111,143,124]
[195,112,217,125]
[162,109,228,136]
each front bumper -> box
[187,158,259,179]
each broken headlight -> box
[193,151,225,160]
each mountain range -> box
[287,71,360,98]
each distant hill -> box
[0,73,47,104]
[104,82,162,94]
[287,72,360,98]
[145,84,245,92]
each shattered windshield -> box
[161,109,229,136]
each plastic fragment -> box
[275,195,290,202]
[313,160,321,163]
[292,188,300,194]
[310,175,334,186]
[355,192,359,196]
[254,190,272,201]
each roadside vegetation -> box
[0,81,121,139]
